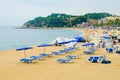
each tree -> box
[22,13,113,28]
[84,13,112,19]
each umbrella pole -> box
[64,45,65,49]
[44,47,46,53]
[24,50,26,58]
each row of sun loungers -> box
[20,54,111,64]
[51,47,76,55]
[19,46,113,64]
[20,53,51,63]
[29,53,51,60]
[20,54,80,63]
[55,47,79,63]
[84,45,120,54]
[19,47,77,63]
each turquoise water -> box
[0,27,84,50]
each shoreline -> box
[0,28,84,51]
[0,27,112,52]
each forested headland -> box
[21,13,120,28]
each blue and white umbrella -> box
[88,42,95,46]
[37,43,52,53]
[68,39,78,43]
[58,41,70,49]
[82,42,95,48]
[74,36,85,42]
[58,41,70,45]
[16,46,33,58]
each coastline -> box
[0,28,120,80]
[0,27,83,51]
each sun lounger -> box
[62,48,71,53]
[29,55,42,60]
[84,47,96,55]
[88,56,94,63]
[68,47,76,52]
[57,58,73,63]
[65,55,80,59]
[59,49,68,53]
[89,47,97,51]
[113,45,119,53]
[116,50,120,54]
[88,55,106,63]
[84,50,94,54]
[59,50,66,53]
[20,58,35,63]
[105,48,113,53]
[39,53,51,57]
[88,56,100,63]
[51,51,62,55]
[63,47,76,53]
[101,60,111,64]
[58,47,76,54]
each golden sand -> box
[0,28,120,80]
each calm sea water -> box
[0,27,84,50]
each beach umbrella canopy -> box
[82,42,95,47]
[68,39,78,43]
[74,36,85,42]
[37,43,52,53]
[16,46,33,58]
[58,41,70,49]
[58,41,70,45]
[88,42,95,46]
[82,43,88,46]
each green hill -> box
[21,13,112,28]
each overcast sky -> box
[0,0,120,26]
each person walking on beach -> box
[98,41,102,48]
[54,40,59,46]
[117,34,120,43]
[102,42,105,48]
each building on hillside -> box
[87,19,98,26]
[76,16,120,27]
[97,18,106,24]
[106,16,120,20]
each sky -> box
[0,0,120,26]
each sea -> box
[0,26,84,50]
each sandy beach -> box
[0,28,120,80]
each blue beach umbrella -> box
[68,39,78,43]
[82,43,88,46]
[75,36,83,39]
[58,41,70,49]
[16,46,33,58]
[88,42,95,48]
[88,42,95,46]
[37,43,52,53]
[74,36,85,42]
[82,42,95,48]
[58,41,70,45]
